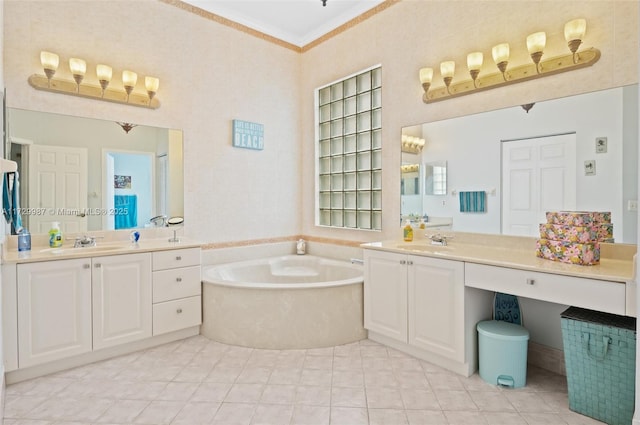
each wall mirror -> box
[6,108,184,235]
[401,84,638,243]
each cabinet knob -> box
[407,260,414,265]
[176,256,182,261]
[83,264,90,269]
[526,278,535,285]
[400,260,406,265]
[176,277,182,282]
[95,263,101,268]
[176,308,183,314]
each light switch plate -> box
[584,160,596,176]
[596,137,607,153]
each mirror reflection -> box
[401,85,638,243]
[6,109,184,235]
[424,161,447,196]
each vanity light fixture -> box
[28,52,161,109]
[401,134,426,154]
[401,164,420,173]
[420,18,600,104]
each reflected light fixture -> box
[419,18,600,103]
[29,52,161,109]
[401,134,426,154]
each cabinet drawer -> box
[465,263,626,315]
[153,248,201,271]
[153,266,201,303]
[153,296,201,336]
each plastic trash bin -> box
[477,320,530,388]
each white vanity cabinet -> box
[17,258,93,368]
[92,253,152,350]
[364,249,480,373]
[151,248,202,336]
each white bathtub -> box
[201,255,366,349]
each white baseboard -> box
[528,341,566,376]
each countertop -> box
[2,235,202,264]
[362,232,635,283]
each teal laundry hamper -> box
[561,307,636,425]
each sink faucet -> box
[428,233,449,246]
[73,235,98,248]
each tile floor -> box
[3,336,605,425]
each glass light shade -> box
[419,68,433,84]
[440,61,455,78]
[122,70,138,87]
[526,32,546,54]
[466,52,483,71]
[96,64,112,82]
[69,58,86,76]
[492,43,510,64]
[145,76,160,92]
[564,18,586,42]
[40,51,59,71]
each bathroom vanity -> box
[362,233,635,377]
[1,236,202,383]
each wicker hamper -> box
[561,307,636,425]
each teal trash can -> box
[477,320,530,388]
[561,307,636,425]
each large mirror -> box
[6,109,184,235]
[401,84,638,243]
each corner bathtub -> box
[201,255,366,349]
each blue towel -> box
[459,191,486,213]
[3,172,23,233]
[114,195,137,229]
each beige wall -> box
[3,0,301,243]
[301,0,639,243]
[3,1,638,245]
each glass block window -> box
[316,66,382,230]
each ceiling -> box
[181,0,386,48]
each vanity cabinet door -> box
[408,256,464,362]
[364,250,408,343]
[92,253,152,350]
[17,258,92,368]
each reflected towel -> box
[2,172,23,232]
[114,194,137,229]
[459,191,486,213]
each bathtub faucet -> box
[296,239,306,255]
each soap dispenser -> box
[49,222,63,248]
[403,219,413,242]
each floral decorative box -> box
[539,223,613,243]
[536,239,600,266]
[545,211,611,226]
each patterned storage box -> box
[545,211,611,226]
[539,223,614,243]
[536,239,600,265]
[561,307,636,425]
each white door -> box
[408,256,464,362]
[363,250,408,343]
[92,253,152,350]
[502,134,576,237]
[17,259,92,368]
[27,144,88,234]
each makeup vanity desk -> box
[361,232,635,376]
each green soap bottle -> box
[49,222,63,248]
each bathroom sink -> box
[397,244,455,252]
[40,245,124,254]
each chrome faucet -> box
[73,235,98,248]
[150,215,167,227]
[428,233,449,246]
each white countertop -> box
[3,237,202,264]
[362,232,635,283]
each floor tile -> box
[133,400,185,424]
[330,406,368,425]
[290,404,330,425]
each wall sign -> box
[232,120,264,151]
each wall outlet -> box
[628,200,638,212]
